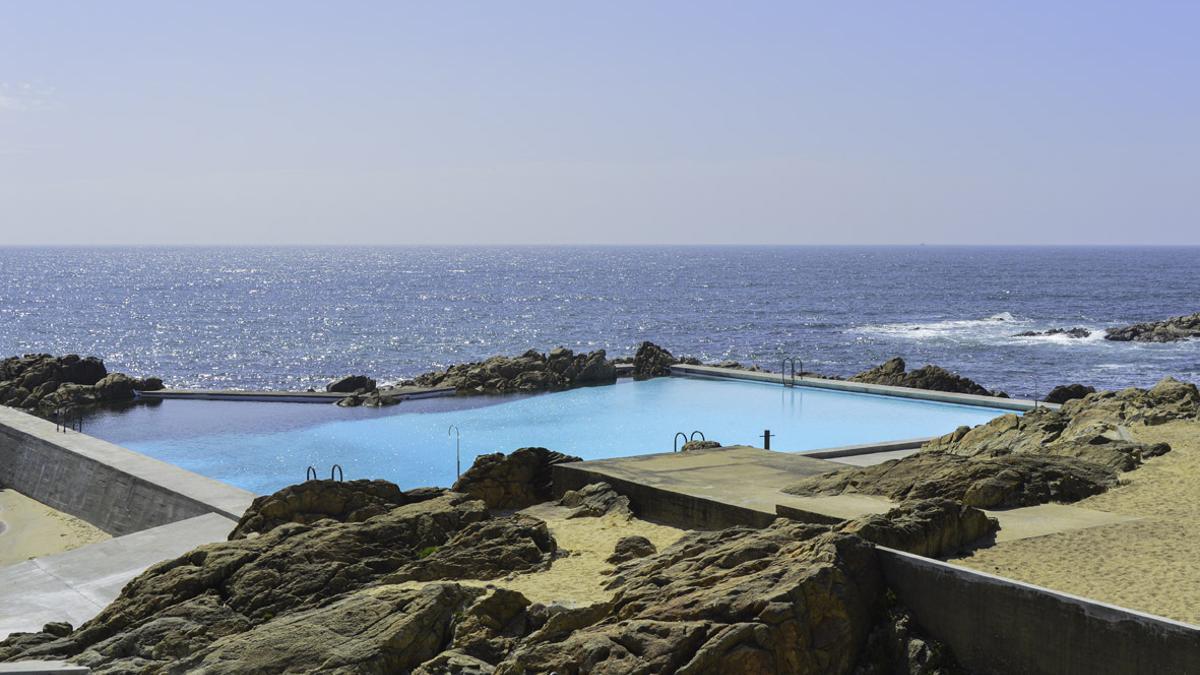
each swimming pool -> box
[82,377,1012,494]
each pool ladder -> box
[674,430,706,452]
[781,357,802,387]
[54,408,83,433]
[305,464,345,482]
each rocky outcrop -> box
[1105,311,1200,342]
[1,467,1004,674]
[1014,327,1091,339]
[607,535,657,564]
[787,380,1194,509]
[849,357,1005,398]
[1045,383,1096,404]
[411,347,616,395]
[326,374,376,393]
[558,482,632,519]
[229,479,444,539]
[680,439,722,451]
[854,601,966,675]
[787,452,1119,509]
[838,499,998,557]
[632,341,677,379]
[452,447,581,510]
[0,354,163,412]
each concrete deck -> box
[0,513,236,638]
[138,384,455,404]
[553,445,1137,541]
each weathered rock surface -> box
[412,347,616,394]
[607,535,657,564]
[787,380,1194,509]
[1044,383,1096,404]
[326,374,377,393]
[680,439,722,451]
[839,498,998,557]
[558,482,632,519]
[848,357,1005,398]
[854,601,966,675]
[0,354,163,412]
[229,479,444,539]
[452,447,581,510]
[386,514,557,582]
[1014,327,1091,339]
[632,341,678,379]
[1105,311,1200,342]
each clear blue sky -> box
[1,2,1197,245]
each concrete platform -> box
[0,513,236,638]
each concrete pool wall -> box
[0,406,253,536]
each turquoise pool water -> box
[83,377,1012,494]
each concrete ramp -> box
[0,513,236,638]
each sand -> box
[952,420,1200,625]
[0,488,110,566]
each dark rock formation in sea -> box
[1044,383,1096,404]
[451,446,581,509]
[0,354,163,413]
[1105,311,1200,342]
[1014,327,1092,338]
[632,340,678,378]
[786,378,1195,508]
[325,374,376,393]
[411,347,617,395]
[848,357,1005,398]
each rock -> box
[229,479,444,539]
[1045,383,1096,404]
[387,515,557,582]
[680,439,721,451]
[849,357,1003,397]
[558,482,632,519]
[786,451,1119,509]
[0,623,74,662]
[1105,311,1200,342]
[854,601,966,675]
[500,522,883,675]
[0,353,163,413]
[413,348,617,394]
[326,375,377,393]
[444,588,533,665]
[838,499,998,558]
[632,341,676,379]
[607,535,657,564]
[1014,327,1092,339]
[452,447,581,510]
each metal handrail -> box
[673,432,689,452]
[305,466,318,481]
[331,464,344,482]
[448,425,462,479]
[689,430,705,441]
[780,357,802,387]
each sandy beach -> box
[952,420,1200,625]
[0,489,110,566]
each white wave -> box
[857,312,1034,342]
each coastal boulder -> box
[452,447,581,510]
[326,375,377,393]
[412,348,616,394]
[1105,311,1200,342]
[558,482,632,519]
[631,341,677,379]
[607,535,657,564]
[229,479,444,539]
[838,498,998,558]
[849,357,1002,397]
[1045,383,1096,404]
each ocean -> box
[1,246,1197,399]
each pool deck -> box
[552,444,1136,541]
[137,384,455,404]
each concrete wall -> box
[0,407,254,536]
[879,547,1200,675]
[553,462,776,530]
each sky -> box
[1,2,1197,246]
